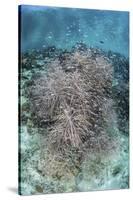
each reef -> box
[19,43,129,195]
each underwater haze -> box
[20,5,129,57]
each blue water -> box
[20,5,129,57]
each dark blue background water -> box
[20,5,129,57]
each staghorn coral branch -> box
[27,47,117,154]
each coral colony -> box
[19,6,129,195]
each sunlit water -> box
[20,5,129,57]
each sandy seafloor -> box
[19,5,129,195]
